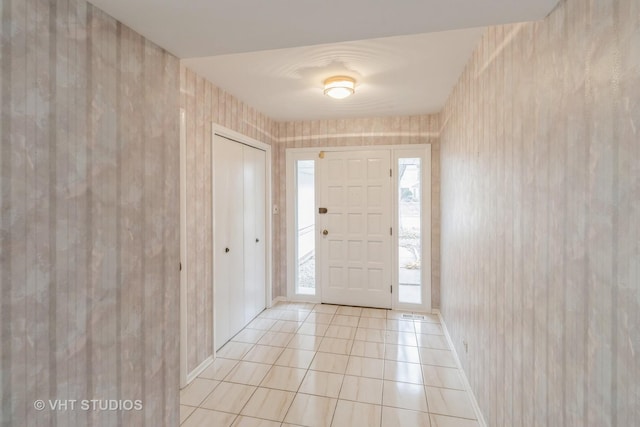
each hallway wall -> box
[0,0,180,425]
[179,71,443,372]
[179,65,278,375]
[179,70,446,373]
[439,0,639,425]
[274,117,442,306]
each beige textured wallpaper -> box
[0,1,180,425]
[440,0,639,426]
[180,65,278,374]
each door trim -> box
[285,144,432,312]
[211,124,273,355]
[179,109,188,388]
[393,147,431,312]
[286,151,322,304]
[180,122,273,387]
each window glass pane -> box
[296,160,315,295]
[398,158,421,304]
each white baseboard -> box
[184,355,214,388]
[271,296,287,307]
[435,309,488,427]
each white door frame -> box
[179,120,273,387]
[286,151,322,304]
[285,144,432,312]
[180,109,188,387]
[211,124,273,356]
[393,147,432,312]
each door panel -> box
[213,135,245,348]
[244,146,266,322]
[253,148,267,317]
[319,150,392,308]
[243,146,258,324]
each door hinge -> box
[390,168,392,177]
[390,227,393,236]
[390,285,393,293]
[179,262,182,271]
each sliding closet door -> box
[244,147,267,323]
[213,135,268,349]
[253,149,267,317]
[213,135,245,348]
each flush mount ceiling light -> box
[323,76,356,99]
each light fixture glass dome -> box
[323,76,355,99]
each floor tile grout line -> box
[184,304,479,426]
[194,305,306,425]
[281,302,334,425]
[327,315,358,427]
[379,325,388,427]
[179,373,228,425]
[213,302,311,425]
[179,404,196,426]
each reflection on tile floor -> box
[180,302,481,427]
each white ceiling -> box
[89,0,559,121]
[182,29,485,121]
[89,0,558,58]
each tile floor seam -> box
[380,339,388,427]
[182,303,481,426]
[330,343,351,427]
[183,377,223,409]
[418,351,431,416]
[180,406,196,426]
[228,384,261,427]
[281,351,320,425]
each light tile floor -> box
[180,302,481,427]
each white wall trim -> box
[212,124,272,152]
[185,356,214,386]
[435,309,488,427]
[179,108,189,388]
[286,144,431,153]
[271,296,287,306]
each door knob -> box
[225,247,230,253]
[322,230,328,236]
[256,238,260,243]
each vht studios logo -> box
[34,399,143,411]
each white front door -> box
[319,150,393,308]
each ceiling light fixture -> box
[323,76,356,99]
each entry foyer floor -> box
[180,302,480,427]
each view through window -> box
[296,160,315,295]
[398,158,422,304]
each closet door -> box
[213,135,245,348]
[253,149,267,317]
[243,146,267,322]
